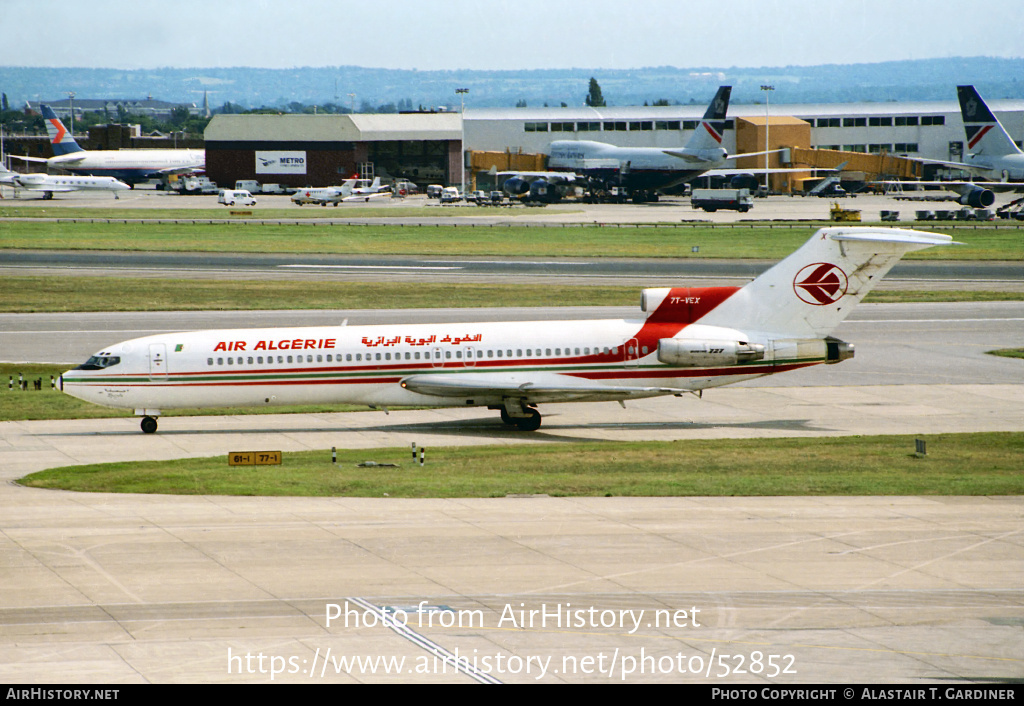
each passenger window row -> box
[205,344,652,367]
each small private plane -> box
[61,226,953,433]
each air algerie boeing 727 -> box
[61,227,954,433]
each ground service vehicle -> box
[691,188,753,212]
[218,189,257,206]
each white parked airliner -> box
[11,105,204,186]
[61,227,954,434]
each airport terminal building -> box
[464,98,1024,162]
[462,98,1024,190]
[200,97,1024,192]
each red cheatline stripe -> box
[968,124,993,149]
[702,121,723,144]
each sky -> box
[4,0,1023,71]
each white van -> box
[439,186,461,203]
[218,189,257,206]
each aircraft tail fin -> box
[683,86,732,152]
[694,227,955,338]
[40,105,85,156]
[957,85,1022,158]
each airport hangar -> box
[203,112,463,191]
[201,97,1024,193]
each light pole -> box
[456,88,469,194]
[67,91,76,139]
[760,85,774,193]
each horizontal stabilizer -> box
[831,229,958,247]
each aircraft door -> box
[464,346,477,368]
[431,347,444,368]
[624,338,640,367]
[149,343,168,380]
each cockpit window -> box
[76,355,121,370]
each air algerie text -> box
[213,339,337,352]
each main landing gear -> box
[497,403,542,431]
[140,416,158,434]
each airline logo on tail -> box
[46,116,68,145]
[699,86,731,145]
[956,85,1020,157]
[702,120,724,145]
[40,105,84,155]
[793,263,848,306]
[961,93,995,149]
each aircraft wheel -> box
[514,409,542,432]
[499,408,515,425]
[140,416,158,434]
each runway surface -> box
[3,248,1021,290]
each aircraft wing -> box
[496,171,580,183]
[153,165,205,176]
[341,191,391,203]
[400,371,682,403]
[702,167,817,177]
[19,184,77,192]
[661,150,718,164]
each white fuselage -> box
[48,149,205,183]
[547,140,728,190]
[60,316,811,413]
[962,152,1024,181]
[11,173,131,194]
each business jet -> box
[0,165,130,199]
[60,226,953,434]
[11,105,204,186]
[880,86,1024,208]
[502,86,796,204]
[341,177,393,202]
[291,179,357,206]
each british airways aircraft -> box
[12,105,204,185]
[884,86,1024,208]
[60,226,953,434]
[503,86,799,204]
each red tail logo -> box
[794,263,848,305]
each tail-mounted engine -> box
[770,337,855,365]
[657,338,766,367]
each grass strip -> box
[2,220,1020,260]
[987,348,1024,359]
[1,275,1020,314]
[17,432,1024,497]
